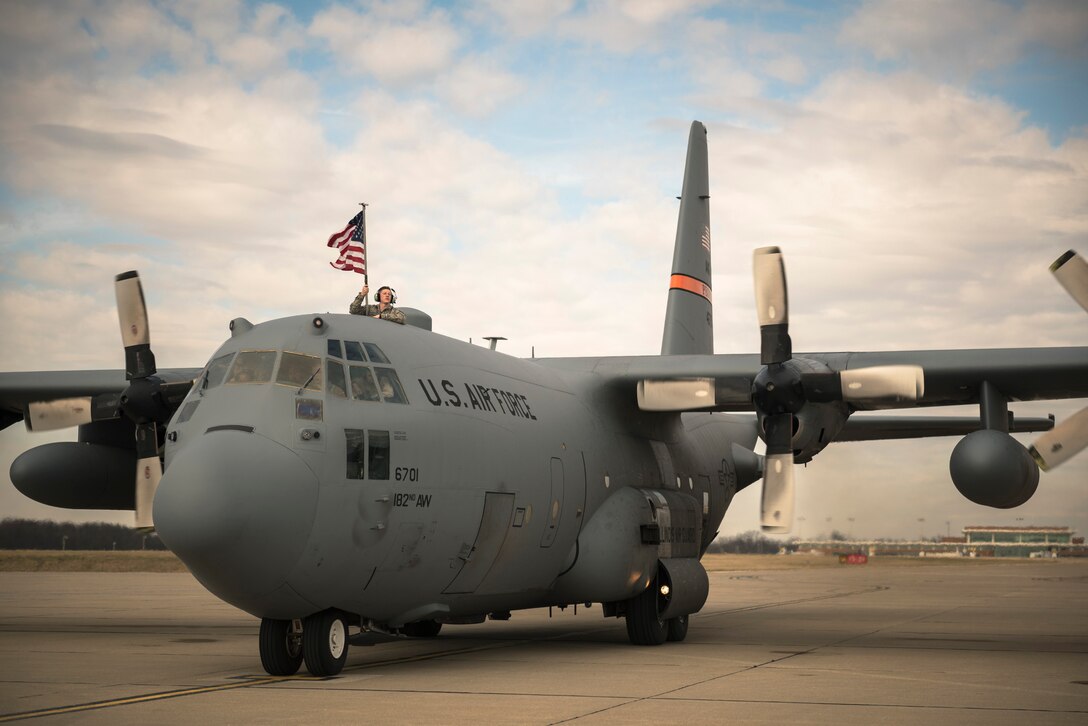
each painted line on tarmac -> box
[0,677,291,722]
[0,640,529,722]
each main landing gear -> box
[624,578,689,646]
[260,609,350,677]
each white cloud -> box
[840,0,1088,76]
[557,0,715,54]
[436,58,524,118]
[469,0,576,37]
[308,3,462,85]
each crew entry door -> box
[540,457,563,548]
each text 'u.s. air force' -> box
[418,378,537,421]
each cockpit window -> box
[344,341,367,362]
[327,339,342,359]
[226,350,277,384]
[363,343,390,364]
[349,365,380,402]
[374,367,408,404]
[204,352,235,389]
[326,360,348,398]
[276,352,323,391]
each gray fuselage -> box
[154,314,757,627]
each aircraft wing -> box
[837,414,1054,441]
[0,368,202,431]
[540,346,1088,411]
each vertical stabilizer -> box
[661,121,712,355]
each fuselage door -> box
[540,457,564,548]
[443,491,516,595]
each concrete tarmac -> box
[1,559,1086,724]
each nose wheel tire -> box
[259,618,303,676]
[303,610,349,677]
[625,581,668,645]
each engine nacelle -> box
[949,430,1039,508]
[11,442,135,510]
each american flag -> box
[327,210,366,274]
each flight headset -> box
[376,286,397,304]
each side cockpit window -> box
[277,352,323,391]
[227,350,277,384]
[329,342,406,405]
[374,368,408,404]
[349,365,380,401]
[327,360,348,398]
[344,341,367,362]
[204,352,235,389]
[364,343,390,364]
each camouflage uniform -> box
[349,295,406,325]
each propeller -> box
[114,271,166,531]
[1029,250,1088,471]
[750,247,924,533]
[23,272,185,530]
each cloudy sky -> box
[1,0,1085,540]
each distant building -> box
[792,525,1083,558]
[962,526,1076,558]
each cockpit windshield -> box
[276,352,323,391]
[226,350,277,384]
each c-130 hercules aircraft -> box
[2,122,1087,678]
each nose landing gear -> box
[259,610,350,677]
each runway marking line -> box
[0,677,291,722]
[0,641,529,722]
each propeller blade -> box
[761,453,795,533]
[637,379,715,411]
[134,422,161,530]
[1051,250,1088,314]
[760,412,795,533]
[1029,407,1088,472]
[115,271,157,380]
[27,398,93,431]
[839,365,924,403]
[135,457,162,531]
[25,393,122,432]
[752,247,791,365]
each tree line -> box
[0,518,167,550]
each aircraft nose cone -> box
[154,430,318,606]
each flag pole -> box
[359,202,369,309]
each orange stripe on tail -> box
[670,274,712,303]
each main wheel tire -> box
[666,614,689,642]
[625,582,667,645]
[259,618,303,676]
[303,610,349,677]
[402,620,442,638]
